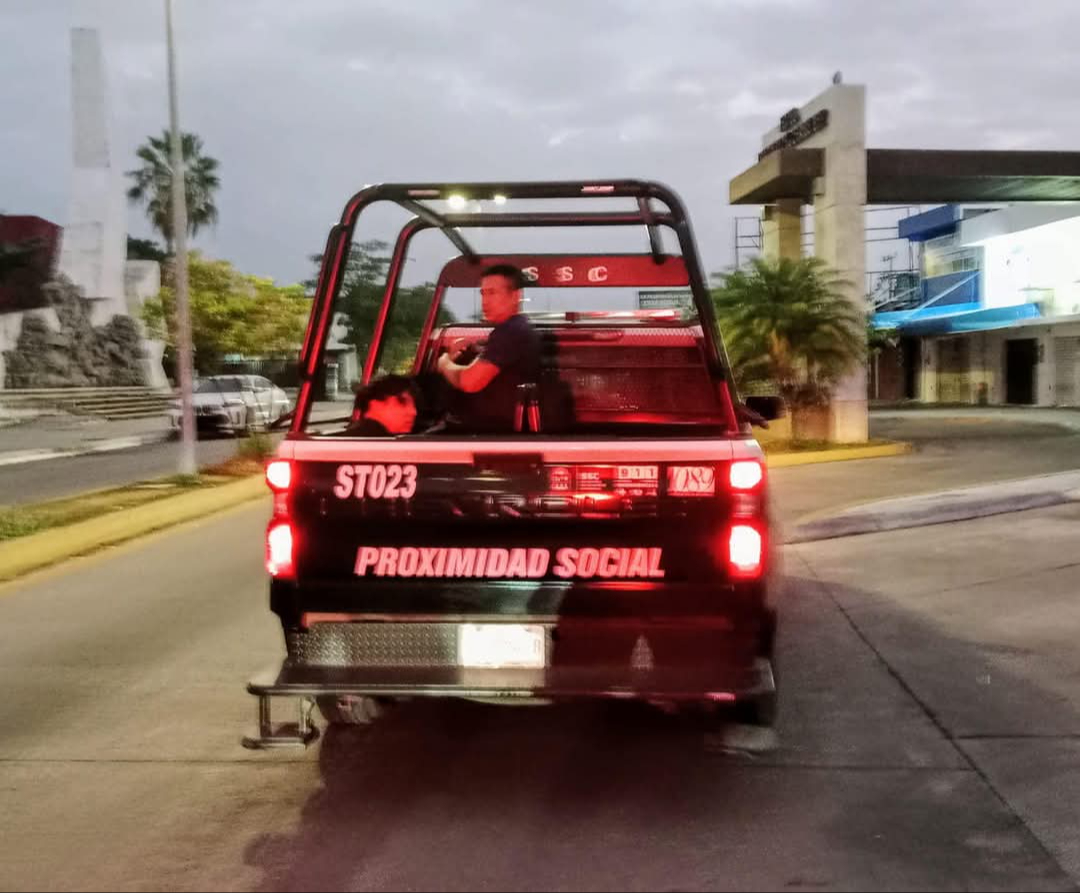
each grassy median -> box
[0,474,242,543]
[761,438,899,455]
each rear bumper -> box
[258,615,773,702]
[248,658,775,703]
[242,644,774,749]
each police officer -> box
[436,263,541,432]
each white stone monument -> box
[57,27,129,327]
[55,16,168,389]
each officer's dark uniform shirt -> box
[462,313,541,431]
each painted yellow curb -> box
[0,475,268,583]
[766,441,912,468]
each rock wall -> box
[2,275,147,388]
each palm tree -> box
[125,130,220,254]
[712,256,865,440]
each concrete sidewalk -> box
[790,502,1080,884]
[872,406,1080,433]
[788,469,1080,543]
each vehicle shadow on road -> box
[242,697,760,892]
[241,567,1080,892]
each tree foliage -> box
[711,256,865,413]
[141,253,308,374]
[125,130,221,252]
[308,240,455,375]
[127,236,168,263]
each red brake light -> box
[266,521,295,579]
[729,460,763,490]
[266,460,292,492]
[727,524,763,579]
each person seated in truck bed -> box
[436,263,542,432]
[345,374,419,436]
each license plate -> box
[459,624,546,669]
[667,465,716,496]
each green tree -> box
[308,240,455,376]
[867,320,898,356]
[712,256,865,440]
[142,253,308,375]
[125,131,221,253]
[127,236,168,263]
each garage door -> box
[1055,337,1079,406]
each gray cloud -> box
[1,0,1078,286]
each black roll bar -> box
[295,181,732,432]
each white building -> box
[873,203,1080,407]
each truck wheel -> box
[316,695,383,726]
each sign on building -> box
[637,289,693,311]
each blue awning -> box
[874,303,1042,336]
[873,302,981,330]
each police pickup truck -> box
[244,181,781,748]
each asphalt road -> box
[1,488,1079,890]
[0,436,247,505]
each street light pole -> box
[165,0,196,476]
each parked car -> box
[169,375,291,436]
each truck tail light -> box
[265,460,292,520]
[729,460,763,490]
[265,460,292,492]
[727,524,764,580]
[266,521,295,579]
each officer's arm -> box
[437,355,501,394]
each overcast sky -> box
[2,0,1079,288]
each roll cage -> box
[293,180,737,434]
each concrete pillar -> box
[809,85,868,440]
[761,198,802,262]
[1037,329,1054,406]
[920,338,939,403]
[991,334,1006,404]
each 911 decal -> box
[334,464,418,500]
